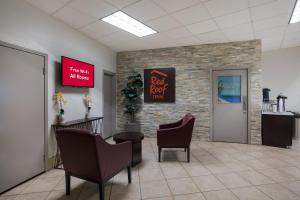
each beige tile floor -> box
[2,138,300,200]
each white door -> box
[213,69,248,143]
[0,43,45,193]
[103,73,116,139]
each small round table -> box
[113,132,144,167]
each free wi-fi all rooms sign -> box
[144,68,175,103]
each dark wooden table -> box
[113,132,144,167]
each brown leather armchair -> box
[157,113,195,162]
[55,128,132,200]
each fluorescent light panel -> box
[290,0,300,24]
[101,11,157,37]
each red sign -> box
[61,56,94,88]
[144,68,175,103]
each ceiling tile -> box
[176,36,200,46]
[80,20,119,37]
[253,14,290,31]
[251,0,295,21]
[123,0,166,22]
[214,9,251,29]
[101,30,138,43]
[186,20,218,34]
[53,6,97,29]
[26,0,66,14]
[222,23,253,36]
[196,30,228,43]
[204,0,248,17]
[104,0,140,9]
[171,4,211,25]
[153,0,200,13]
[68,0,117,19]
[249,0,276,7]
[163,27,192,39]
[147,16,181,32]
[222,23,254,41]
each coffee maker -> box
[277,94,287,112]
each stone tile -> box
[244,159,272,170]
[257,183,300,200]
[0,196,17,200]
[216,173,251,189]
[140,180,171,199]
[182,163,211,176]
[193,175,226,192]
[77,182,111,200]
[282,181,300,196]
[238,170,275,185]
[203,189,239,200]
[162,166,189,179]
[46,188,81,200]
[54,177,85,191]
[15,192,50,200]
[139,168,164,182]
[223,161,252,172]
[167,177,199,195]
[22,177,62,193]
[173,193,206,200]
[204,163,233,174]
[279,167,300,179]
[231,186,272,200]
[110,182,140,200]
[257,168,298,183]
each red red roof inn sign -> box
[144,68,175,103]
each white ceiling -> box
[26,0,300,52]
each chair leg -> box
[99,183,104,200]
[65,172,70,195]
[127,166,132,183]
[158,147,161,162]
[187,147,190,162]
[184,148,186,152]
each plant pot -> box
[124,122,141,132]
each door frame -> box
[210,69,250,144]
[0,41,48,170]
[102,70,117,138]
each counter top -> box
[262,111,294,116]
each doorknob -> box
[243,96,247,113]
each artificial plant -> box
[121,71,143,122]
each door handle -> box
[243,96,247,113]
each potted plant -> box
[54,91,67,123]
[121,71,143,131]
[84,94,92,119]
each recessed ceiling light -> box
[290,0,300,24]
[101,11,157,37]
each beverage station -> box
[262,88,298,148]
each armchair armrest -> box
[159,119,183,129]
[96,138,132,180]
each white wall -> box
[262,46,300,112]
[0,0,116,158]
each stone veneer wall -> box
[116,40,262,144]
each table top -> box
[113,131,144,142]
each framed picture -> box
[218,75,241,103]
[144,68,175,103]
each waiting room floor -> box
[2,138,300,200]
